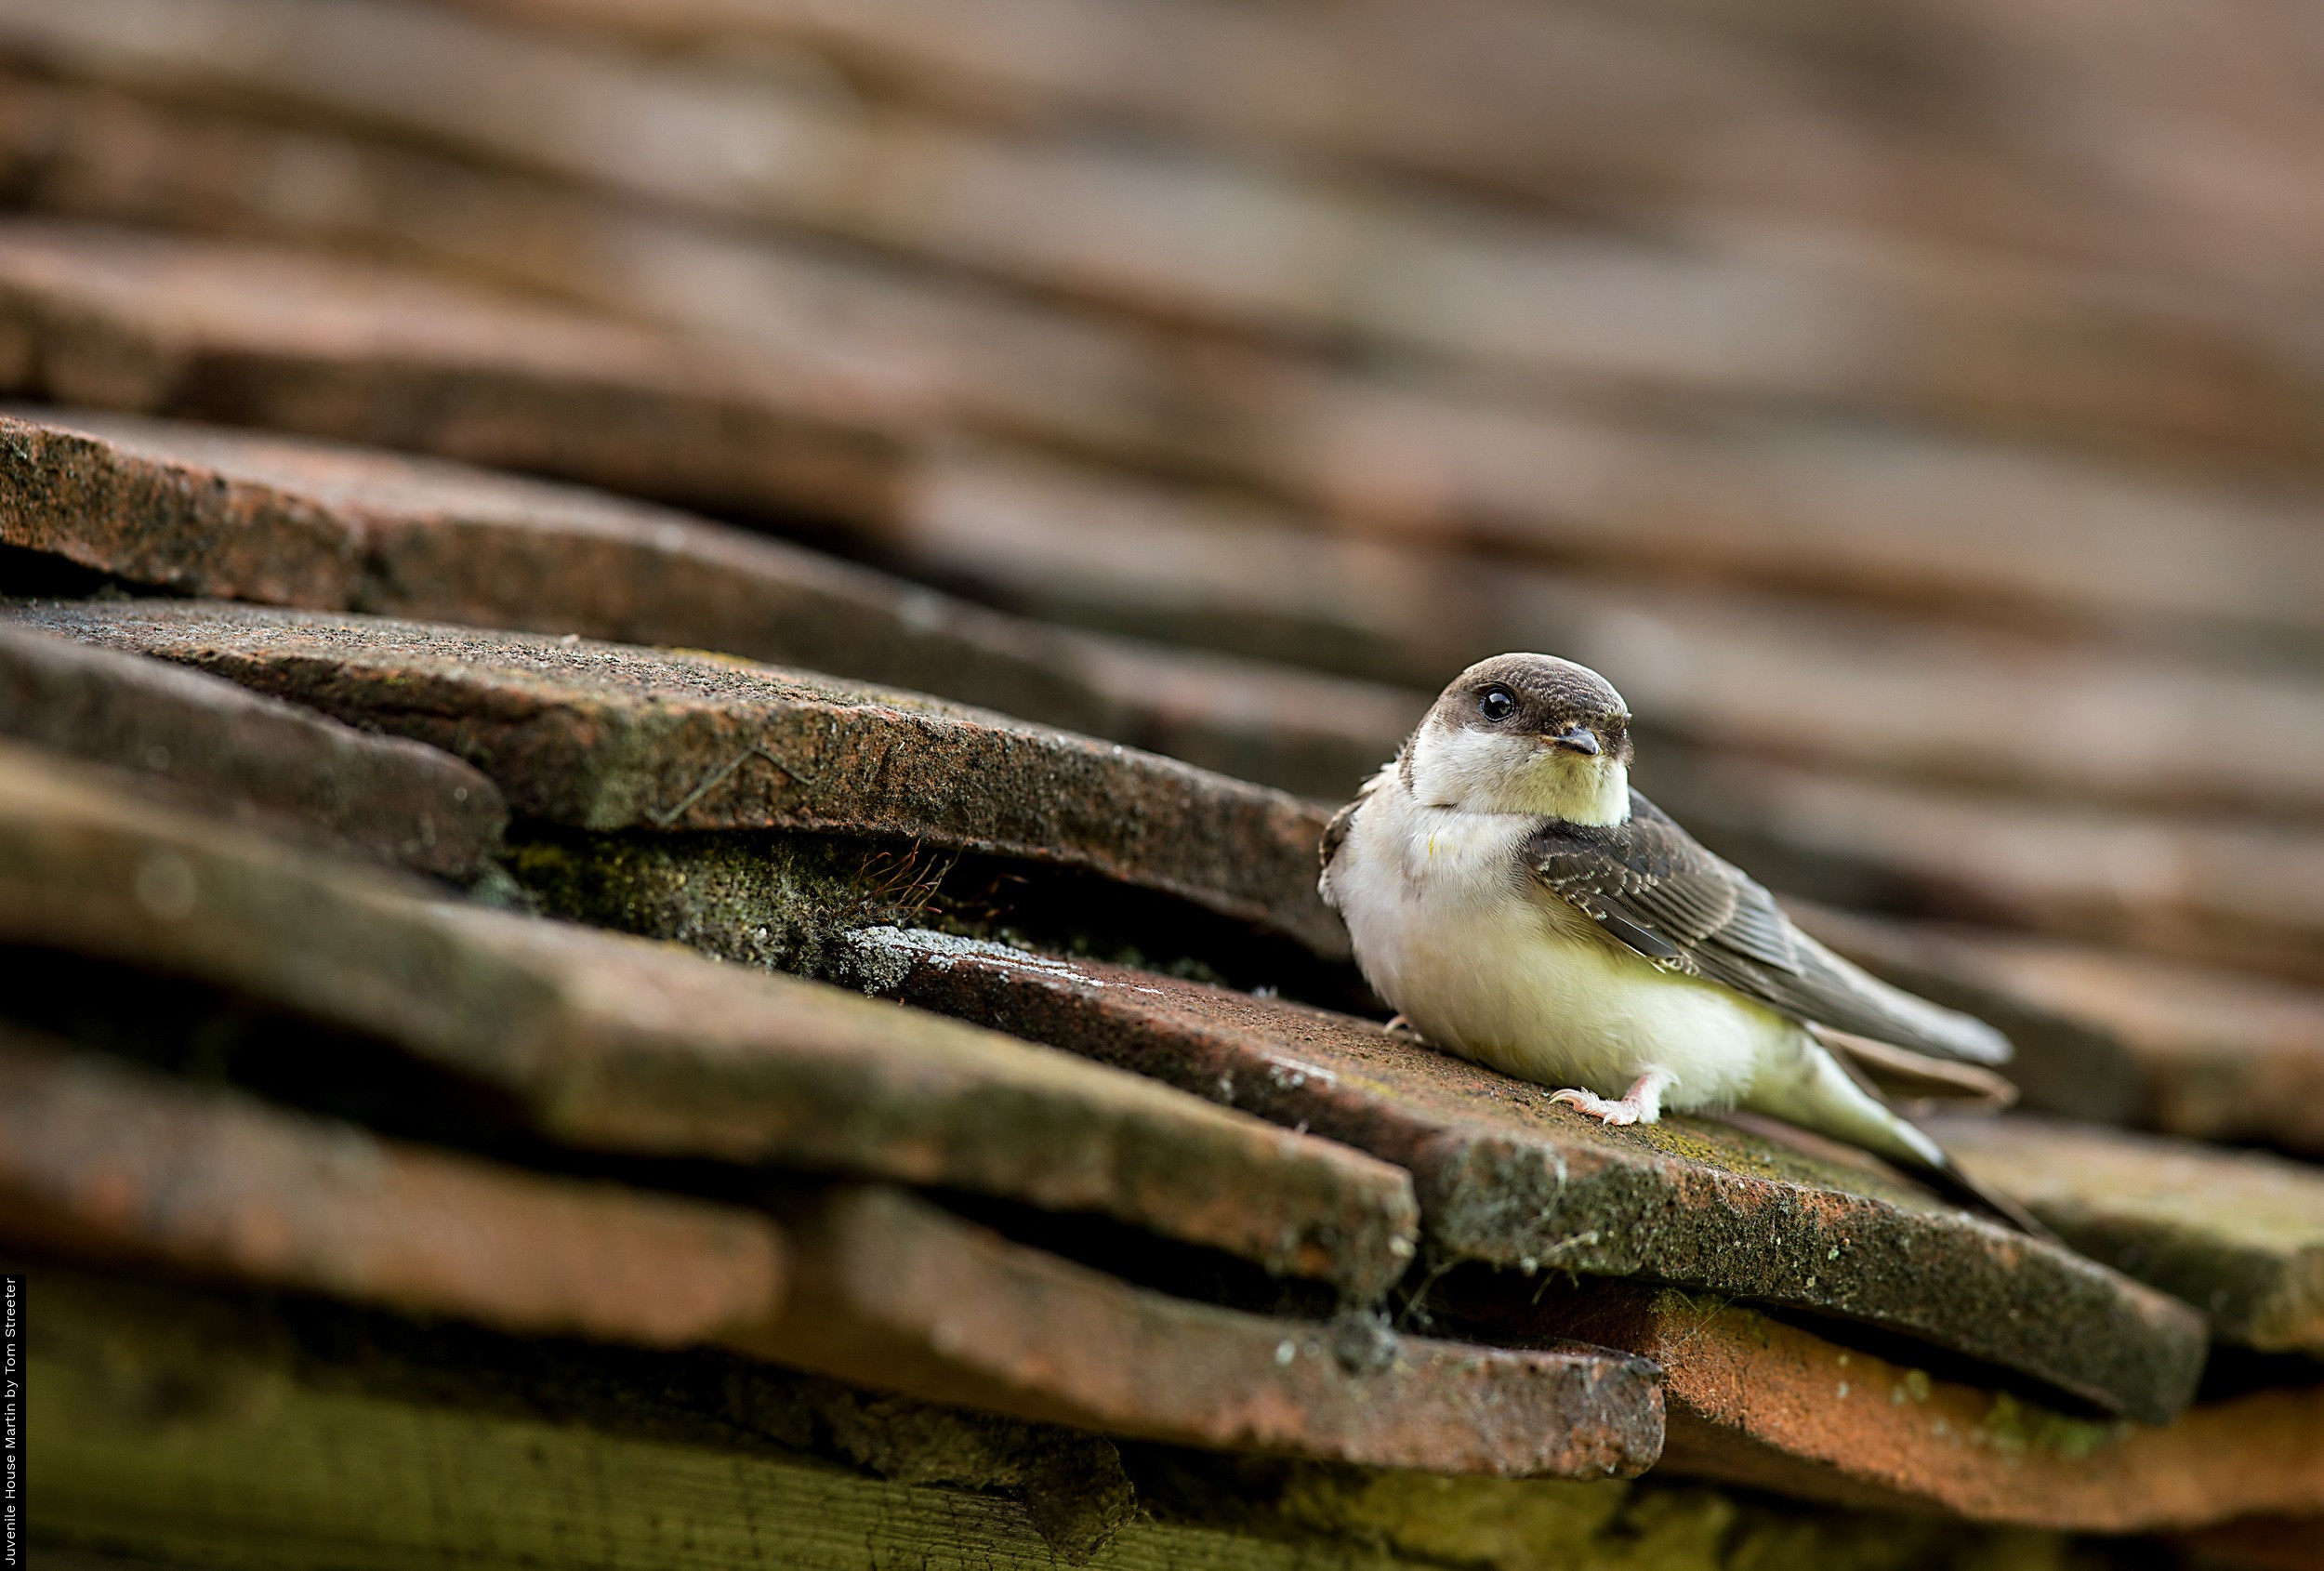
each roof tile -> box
[0,1023,788,1345]
[0,405,1416,799]
[11,73,2324,649]
[0,738,1416,1295]
[0,218,903,522]
[1928,1113,2324,1354]
[836,925,2209,1424]
[0,620,504,878]
[1499,1279,2324,1532]
[0,1028,1654,1476]
[3,596,1346,954]
[745,1183,1661,1475]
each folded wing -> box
[1525,792,2012,1065]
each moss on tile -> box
[501,823,886,978]
[497,821,1349,1002]
[26,1258,2164,1571]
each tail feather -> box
[1753,1038,2056,1240]
[1904,1142,2060,1243]
[1795,930,2015,1066]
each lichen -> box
[1146,1454,2096,1571]
[501,825,894,980]
[501,823,1251,994]
[1974,1392,2125,1461]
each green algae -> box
[1973,1393,2126,1462]
[499,822,1246,992]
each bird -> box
[1319,651,2040,1230]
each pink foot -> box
[1548,1071,1672,1127]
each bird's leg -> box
[1549,1069,1672,1127]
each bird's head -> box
[1405,653,1634,824]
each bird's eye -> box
[1479,687,1516,720]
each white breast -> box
[1321,772,1797,1111]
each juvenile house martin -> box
[1320,653,2037,1226]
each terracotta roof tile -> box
[1928,1114,2324,1354]
[0,1023,788,1344]
[7,0,2315,481]
[2,597,1347,955]
[0,738,1416,1295]
[0,405,1416,799]
[23,1264,1662,1570]
[11,70,2324,655]
[744,1183,1661,1475]
[1503,1279,2324,1532]
[12,32,2324,632]
[0,620,503,878]
[836,925,2208,1424]
[0,1030,1657,1474]
[0,218,903,522]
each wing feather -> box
[1526,792,2012,1065]
[1318,780,1375,875]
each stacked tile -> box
[0,719,1686,1557]
[0,577,2311,1558]
[0,597,2305,1561]
[0,0,2318,1564]
[1,2,2324,1006]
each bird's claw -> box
[1547,1087,1643,1126]
[1547,1070,1674,1127]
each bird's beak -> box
[1545,724,1602,757]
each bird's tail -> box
[1758,1036,2059,1241]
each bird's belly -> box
[1345,853,1787,1110]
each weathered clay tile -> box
[38,405,2318,1008]
[12,75,2324,663]
[1499,1279,2324,1532]
[6,0,2316,478]
[428,0,1952,242]
[0,406,1414,799]
[0,621,505,878]
[27,1271,1661,1571]
[1925,1114,2324,1353]
[0,1024,1656,1477]
[905,447,2324,818]
[742,1182,1661,1476]
[833,926,2208,1424]
[2,597,1348,955]
[1647,742,2324,987]
[6,1118,2277,1571]
[43,592,2314,1009]
[0,739,1418,1295]
[442,0,2324,430]
[0,1023,789,1345]
[0,0,1998,405]
[1799,904,2324,1156]
[0,218,904,523]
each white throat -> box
[1406,725,1631,825]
